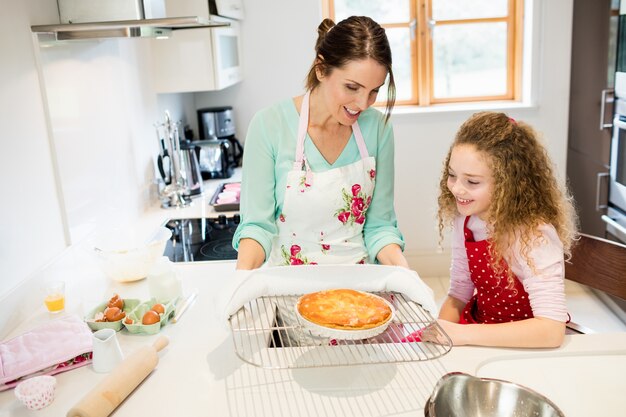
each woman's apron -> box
[460,216,534,324]
[268,91,377,266]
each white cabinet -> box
[151,0,243,93]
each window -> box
[324,0,524,106]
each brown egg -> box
[151,303,165,314]
[104,306,126,322]
[142,310,160,325]
[107,294,124,309]
[124,317,134,325]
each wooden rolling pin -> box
[67,336,169,417]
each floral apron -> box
[267,91,376,266]
[460,216,534,324]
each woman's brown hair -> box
[438,112,578,280]
[305,16,396,121]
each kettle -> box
[195,139,233,179]
[179,140,203,196]
[157,139,203,197]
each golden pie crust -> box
[296,289,392,330]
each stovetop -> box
[163,215,240,262]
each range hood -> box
[30,0,229,41]
[31,16,229,41]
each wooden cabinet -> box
[566,0,617,237]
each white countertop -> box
[2,169,626,416]
[3,259,626,417]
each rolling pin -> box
[67,336,169,417]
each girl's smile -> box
[447,144,494,219]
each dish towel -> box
[0,314,93,391]
[217,264,438,322]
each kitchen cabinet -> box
[566,0,617,236]
[151,0,243,93]
[151,18,242,93]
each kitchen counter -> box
[2,258,626,416]
[2,169,626,416]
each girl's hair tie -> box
[508,117,517,124]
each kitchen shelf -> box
[229,292,452,369]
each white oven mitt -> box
[216,264,437,323]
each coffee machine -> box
[196,106,243,179]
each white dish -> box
[294,292,395,341]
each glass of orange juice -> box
[44,281,65,313]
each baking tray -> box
[229,292,452,369]
[209,182,240,212]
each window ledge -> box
[386,100,536,116]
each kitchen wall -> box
[0,0,192,336]
[195,0,574,275]
[0,0,574,336]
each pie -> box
[296,289,392,330]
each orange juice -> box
[44,294,65,313]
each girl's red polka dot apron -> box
[460,216,534,324]
[267,91,376,266]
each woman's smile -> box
[343,106,361,120]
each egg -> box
[142,310,160,325]
[104,306,125,322]
[107,294,124,309]
[151,303,165,314]
[124,317,134,325]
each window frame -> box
[323,0,524,106]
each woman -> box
[233,16,408,270]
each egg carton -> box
[84,297,176,335]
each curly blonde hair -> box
[437,112,578,278]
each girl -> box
[436,112,577,348]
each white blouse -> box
[448,215,568,322]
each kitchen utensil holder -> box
[229,292,452,369]
[156,111,191,209]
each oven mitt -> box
[218,264,438,322]
[0,314,93,391]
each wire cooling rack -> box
[229,292,452,369]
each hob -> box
[163,215,240,262]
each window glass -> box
[433,22,507,98]
[432,0,508,21]
[334,0,410,23]
[385,27,413,102]
[328,0,522,105]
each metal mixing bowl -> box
[425,372,565,417]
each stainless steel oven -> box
[604,115,626,244]
[603,4,626,242]
[609,116,626,216]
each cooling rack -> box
[229,292,452,369]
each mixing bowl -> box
[425,372,565,417]
[93,226,172,282]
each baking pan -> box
[209,182,240,212]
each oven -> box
[607,2,626,244]
[162,215,239,262]
[604,114,626,244]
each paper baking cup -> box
[14,375,56,410]
[295,293,395,341]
